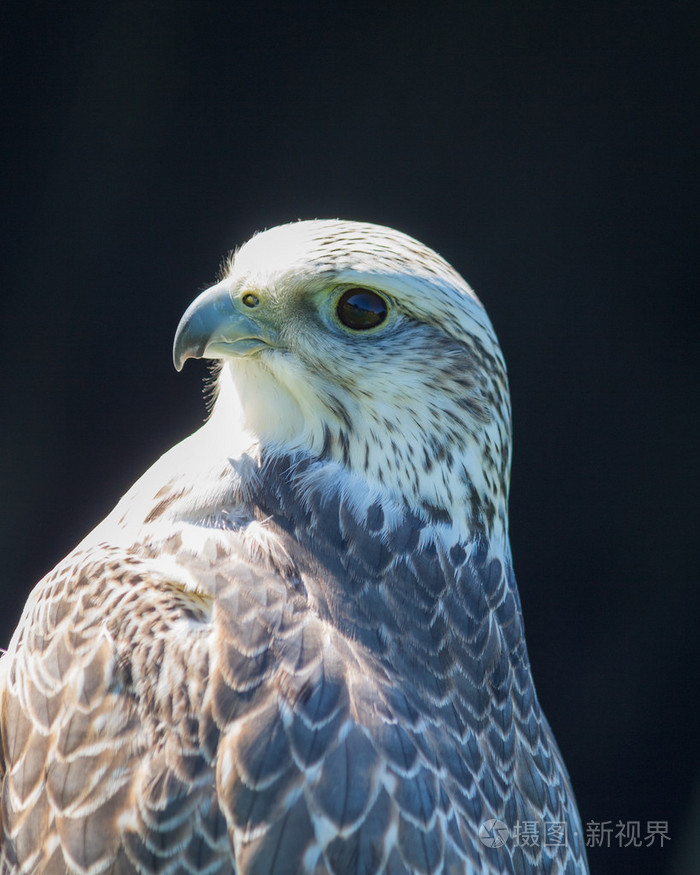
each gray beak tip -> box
[172,314,201,372]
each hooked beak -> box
[173,281,270,372]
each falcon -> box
[0,220,589,873]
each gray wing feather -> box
[1,546,230,874]
[1,478,588,873]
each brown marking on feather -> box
[144,487,191,523]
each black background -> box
[1,3,697,873]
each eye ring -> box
[241,292,259,308]
[336,288,388,331]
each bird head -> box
[173,220,512,538]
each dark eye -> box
[336,288,388,330]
